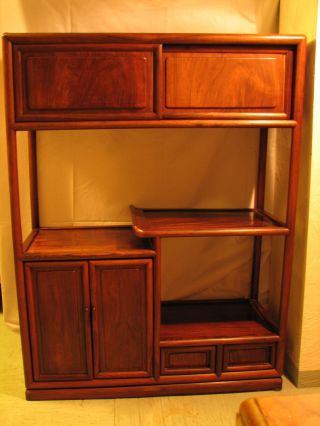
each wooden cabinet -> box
[3,33,306,400]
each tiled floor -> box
[0,314,319,426]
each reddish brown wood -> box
[4,37,36,389]
[155,44,163,117]
[163,50,293,119]
[256,129,268,210]
[26,376,157,390]
[251,129,268,300]
[2,33,306,400]
[131,206,289,237]
[12,119,298,131]
[153,237,162,380]
[158,368,279,384]
[28,131,39,229]
[4,33,305,46]
[222,343,276,372]
[161,346,216,375]
[13,44,158,121]
[90,259,153,379]
[25,261,93,381]
[22,229,38,252]
[25,378,282,400]
[23,227,155,260]
[161,321,278,343]
[160,300,278,343]
[250,300,279,332]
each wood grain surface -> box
[24,227,155,259]
[131,206,289,237]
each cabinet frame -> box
[3,33,306,400]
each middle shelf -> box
[131,206,289,238]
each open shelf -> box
[131,206,289,238]
[23,226,155,260]
[160,299,279,345]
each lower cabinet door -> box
[25,261,93,381]
[90,259,153,379]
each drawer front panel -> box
[163,50,293,118]
[14,44,156,120]
[161,346,216,375]
[223,343,276,372]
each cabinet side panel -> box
[25,262,92,381]
[91,260,153,379]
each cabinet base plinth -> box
[26,378,282,400]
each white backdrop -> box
[0,0,280,328]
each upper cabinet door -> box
[13,43,157,121]
[25,261,93,381]
[162,48,293,119]
[90,259,153,380]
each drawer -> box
[161,346,216,375]
[223,343,276,372]
[13,43,157,121]
[163,49,293,119]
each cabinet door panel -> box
[90,259,153,379]
[13,44,156,121]
[163,49,293,119]
[25,262,92,381]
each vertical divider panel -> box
[155,44,163,118]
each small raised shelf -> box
[23,227,155,260]
[131,206,289,238]
[160,300,279,346]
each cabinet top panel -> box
[3,33,306,129]
[24,227,155,260]
[3,33,306,45]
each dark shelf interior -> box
[160,299,278,343]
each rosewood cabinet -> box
[3,33,306,400]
